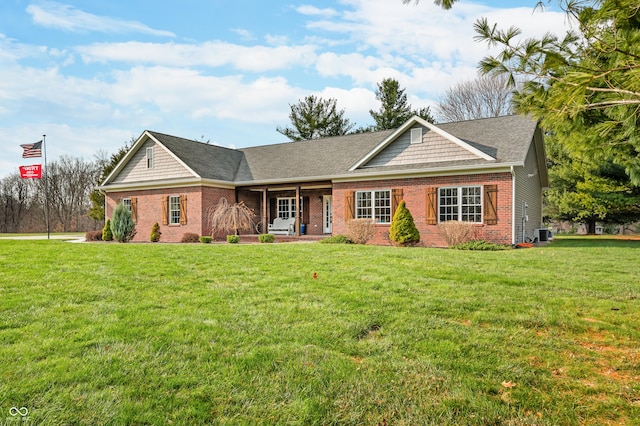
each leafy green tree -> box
[389,201,420,245]
[110,202,136,243]
[276,95,355,141]
[545,134,640,232]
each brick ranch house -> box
[100,114,548,246]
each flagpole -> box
[43,134,50,240]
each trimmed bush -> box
[258,234,275,243]
[389,201,420,245]
[319,235,353,244]
[102,219,113,241]
[451,239,512,251]
[181,233,200,243]
[226,235,240,244]
[150,222,161,242]
[345,219,376,244]
[199,236,212,244]
[85,230,102,241]
[110,203,136,243]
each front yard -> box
[0,237,638,424]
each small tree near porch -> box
[207,198,256,238]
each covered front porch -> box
[237,181,333,237]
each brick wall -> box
[106,186,235,242]
[332,172,513,247]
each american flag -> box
[20,141,42,158]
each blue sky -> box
[0,0,570,176]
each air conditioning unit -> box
[534,228,549,242]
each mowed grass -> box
[0,238,638,425]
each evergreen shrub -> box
[102,219,113,241]
[389,201,420,245]
[110,203,136,243]
[226,235,240,244]
[258,234,275,243]
[150,222,161,242]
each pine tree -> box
[370,78,414,130]
[389,201,420,245]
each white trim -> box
[437,185,483,224]
[349,116,495,171]
[101,131,201,186]
[323,195,332,234]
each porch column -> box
[295,185,301,236]
[262,188,268,234]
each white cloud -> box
[27,1,175,37]
[76,41,318,72]
[295,5,338,17]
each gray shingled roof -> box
[147,115,537,184]
[148,131,244,182]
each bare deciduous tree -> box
[207,197,256,237]
[435,74,514,122]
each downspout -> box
[511,166,516,245]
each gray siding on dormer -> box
[112,139,193,184]
[364,125,480,168]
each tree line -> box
[276,76,513,141]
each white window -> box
[122,198,132,211]
[277,197,301,219]
[146,147,154,169]
[356,190,391,223]
[439,186,482,223]
[169,195,181,224]
[410,128,423,144]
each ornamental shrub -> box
[102,219,113,241]
[226,235,240,244]
[181,232,200,243]
[389,201,420,245]
[150,222,161,242]
[199,236,212,244]
[258,234,275,243]
[110,203,136,243]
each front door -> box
[323,195,332,234]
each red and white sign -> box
[19,164,42,179]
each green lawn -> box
[1,238,638,425]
